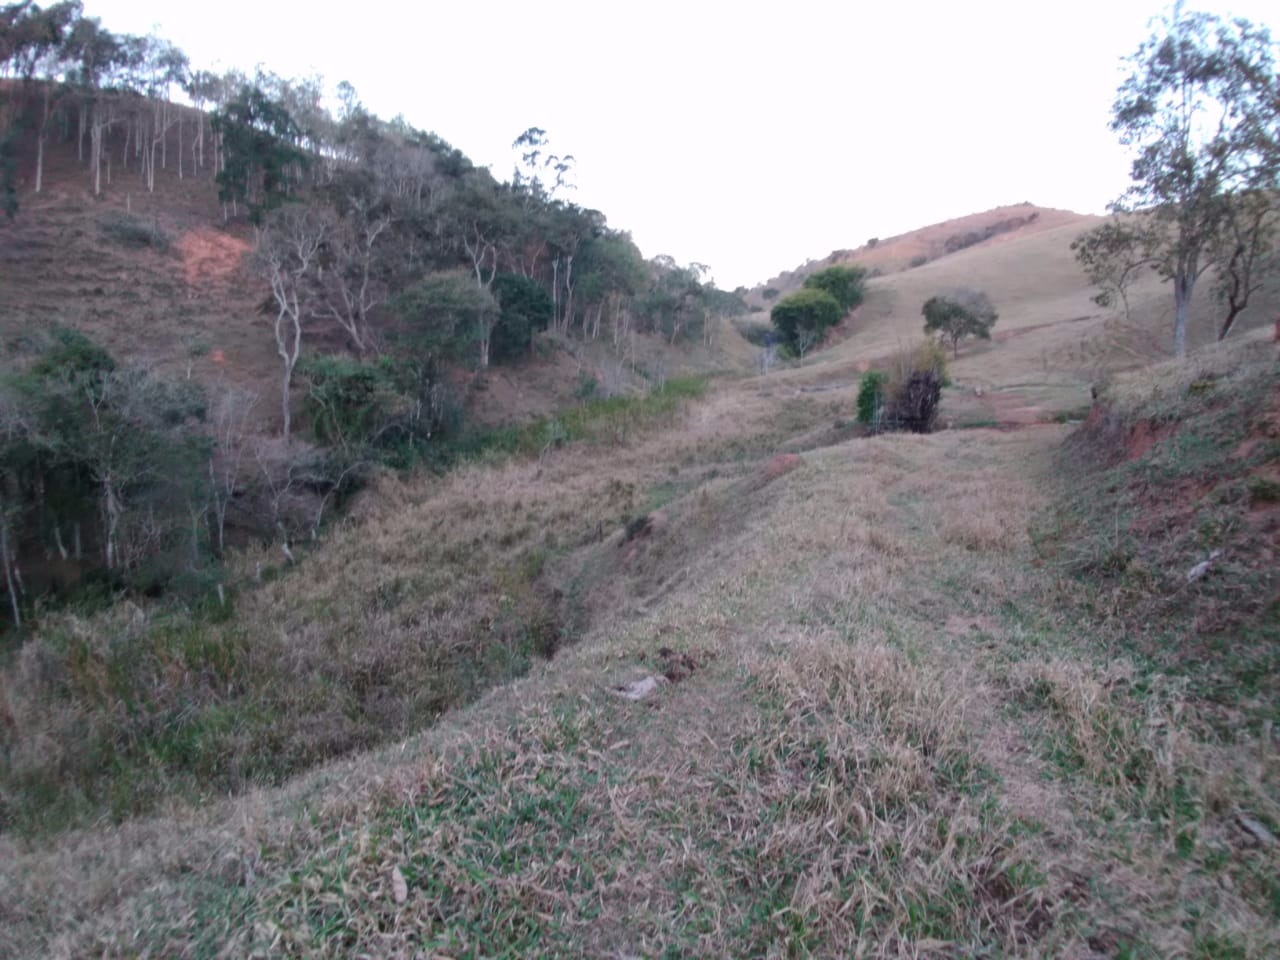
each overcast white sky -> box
[85,0,1277,289]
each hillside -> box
[3,77,1278,960]
[3,332,1276,956]
[750,204,1092,303]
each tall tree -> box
[1077,7,1280,355]
[213,79,308,222]
[256,203,328,440]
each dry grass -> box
[3,152,1280,955]
[2,404,1278,955]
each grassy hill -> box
[2,332,1276,956]
[3,123,1279,957]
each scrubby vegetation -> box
[856,340,950,433]
[768,265,868,356]
[0,373,709,833]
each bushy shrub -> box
[803,264,868,312]
[301,355,399,451]
[884,370,942,433]
[891,337,951,388]
[770,288,843,353]
[99,212,170,251]
[862,340,949,434]
[491,273,554,363]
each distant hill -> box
[749,204,1091,306]
[746,202,1279,385]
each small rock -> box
[1186,549,1223,583]
[1236,813,1276,848]
[391,865,408,904]
[613,676,664,701]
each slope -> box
[3,335,1276,956]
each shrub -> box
[99,212,170,251]
[891,337,951,388]
[491,273,554,363]
[300,355,400,451]
[770,288,843,353]
[908,254,929,269]
[857,371,888,426]
[885,370,943,433]
[762,287,780,301]
[802,264,868,312]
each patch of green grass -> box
[443,376,709,464]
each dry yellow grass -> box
[4,382,1275,956]
[4,185,1279,956]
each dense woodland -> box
[0,2,747,628]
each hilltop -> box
[750,203,1093,303]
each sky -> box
[84,0,1279,290]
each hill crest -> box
[750,203,1092,306]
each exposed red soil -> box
[175,227,250,289]
[760,453,803,483]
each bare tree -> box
[317,199,393,353]
[1212,192,1280,341]
[207,382,258,555]
[256,204,328,440]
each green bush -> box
[803,264,868,312]
[770,288,843,353]
[857,371,888,425]
[99,212,170,251]
[300,355,402,451]
[491,273,554,363]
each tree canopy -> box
[1073,7,1280,355]
[771,287,844,355]
[922,290,997,357]
[803,264,868,312]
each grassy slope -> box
[2,336,1277,957]
[3,138,1279,955]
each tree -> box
[1075,7,1280,355]
[803,264,868,312]
[255,203,328,440]
[213,79,308,222]
[922,289,997,357]
[490,272,553,361]
[394,269,499,370]
[315,169,396,354]
[770,287,842,353]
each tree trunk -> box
[1,516,20,629]
[102,475,121,570]
[1173,270,1194,357]
[274,294,302,441]
[34,86,51,193]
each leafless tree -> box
[207,382,258,555]
[256,204,328,440]
[317,201,393,354]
